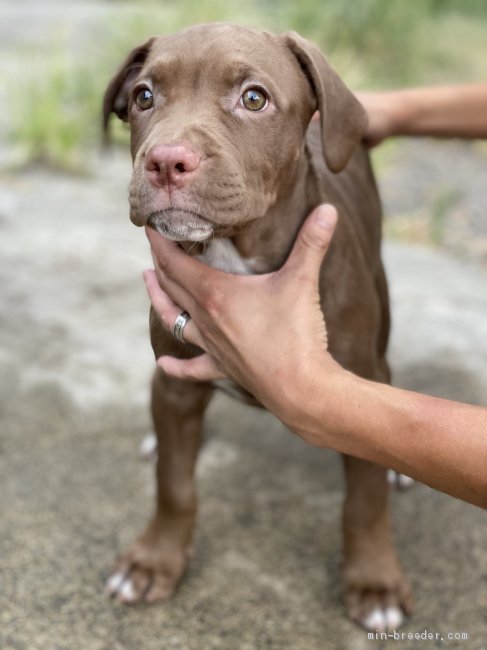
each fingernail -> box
[315,205,337,230]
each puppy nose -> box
[144,144,201,189]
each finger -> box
[283,204,337,282]
[146,227,217,301]
[149,250,200,318]
[143,270,207,349]
[143,268,180,316]
[157,354,226,382]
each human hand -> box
[144,204,341,429]
[355,91,405,147]
[314,92,404,147]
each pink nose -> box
[144,143,201,189]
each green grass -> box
[9,53,101,172]
[8,0,487,171]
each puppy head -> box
[103,24,365,242]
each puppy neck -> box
[231,142,321,273]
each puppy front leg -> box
[107,308,213,604]
[107,367,213,604]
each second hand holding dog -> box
[144,203,340,446]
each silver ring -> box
[173,310,191,343]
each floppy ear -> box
[102,37,155,141]
[283,32,367,173]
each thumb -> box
[284,204,338,278]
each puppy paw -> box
[344,555,413,631]
[387,469,415,491]
[106,535,190,604]
[361,604,405,631]
[106,564,175,604]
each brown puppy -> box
[103,23,412,631]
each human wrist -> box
[274,351,353,447]
[286,362,399,462]
[385,89,419,137]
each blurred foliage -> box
[10,54,103,172]
[9,0,487,171]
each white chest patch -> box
[196,238,255,275]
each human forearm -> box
[393,84,487,139]
[289,363,487,508]
[357,84,487,145]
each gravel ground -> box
[378,139,487,265]
[1,2,486,649]
[1,153,486,650]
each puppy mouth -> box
[147,209,214,242]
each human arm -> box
[144,205,487,508]
[294,361,487,508]
[356,84,487,147]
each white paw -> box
[106,571,137,603]
[387,469,415,490]
[139,432,158,460]
[106,571,125,594]
[362,606,404,632]
[118,578,137,603]
[385,606,404,630]
[105,573,125,594]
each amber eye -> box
[241,88,267,111]
[135,88,153,110]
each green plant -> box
[11,54,95,171]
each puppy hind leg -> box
[341,455,413,631]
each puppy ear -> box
[102,37,155,141]
[284,32,367,173]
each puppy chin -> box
[144,209,214,242]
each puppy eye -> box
[241,88,267,112]
[135,88,153,110]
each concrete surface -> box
[0,149,486,650]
